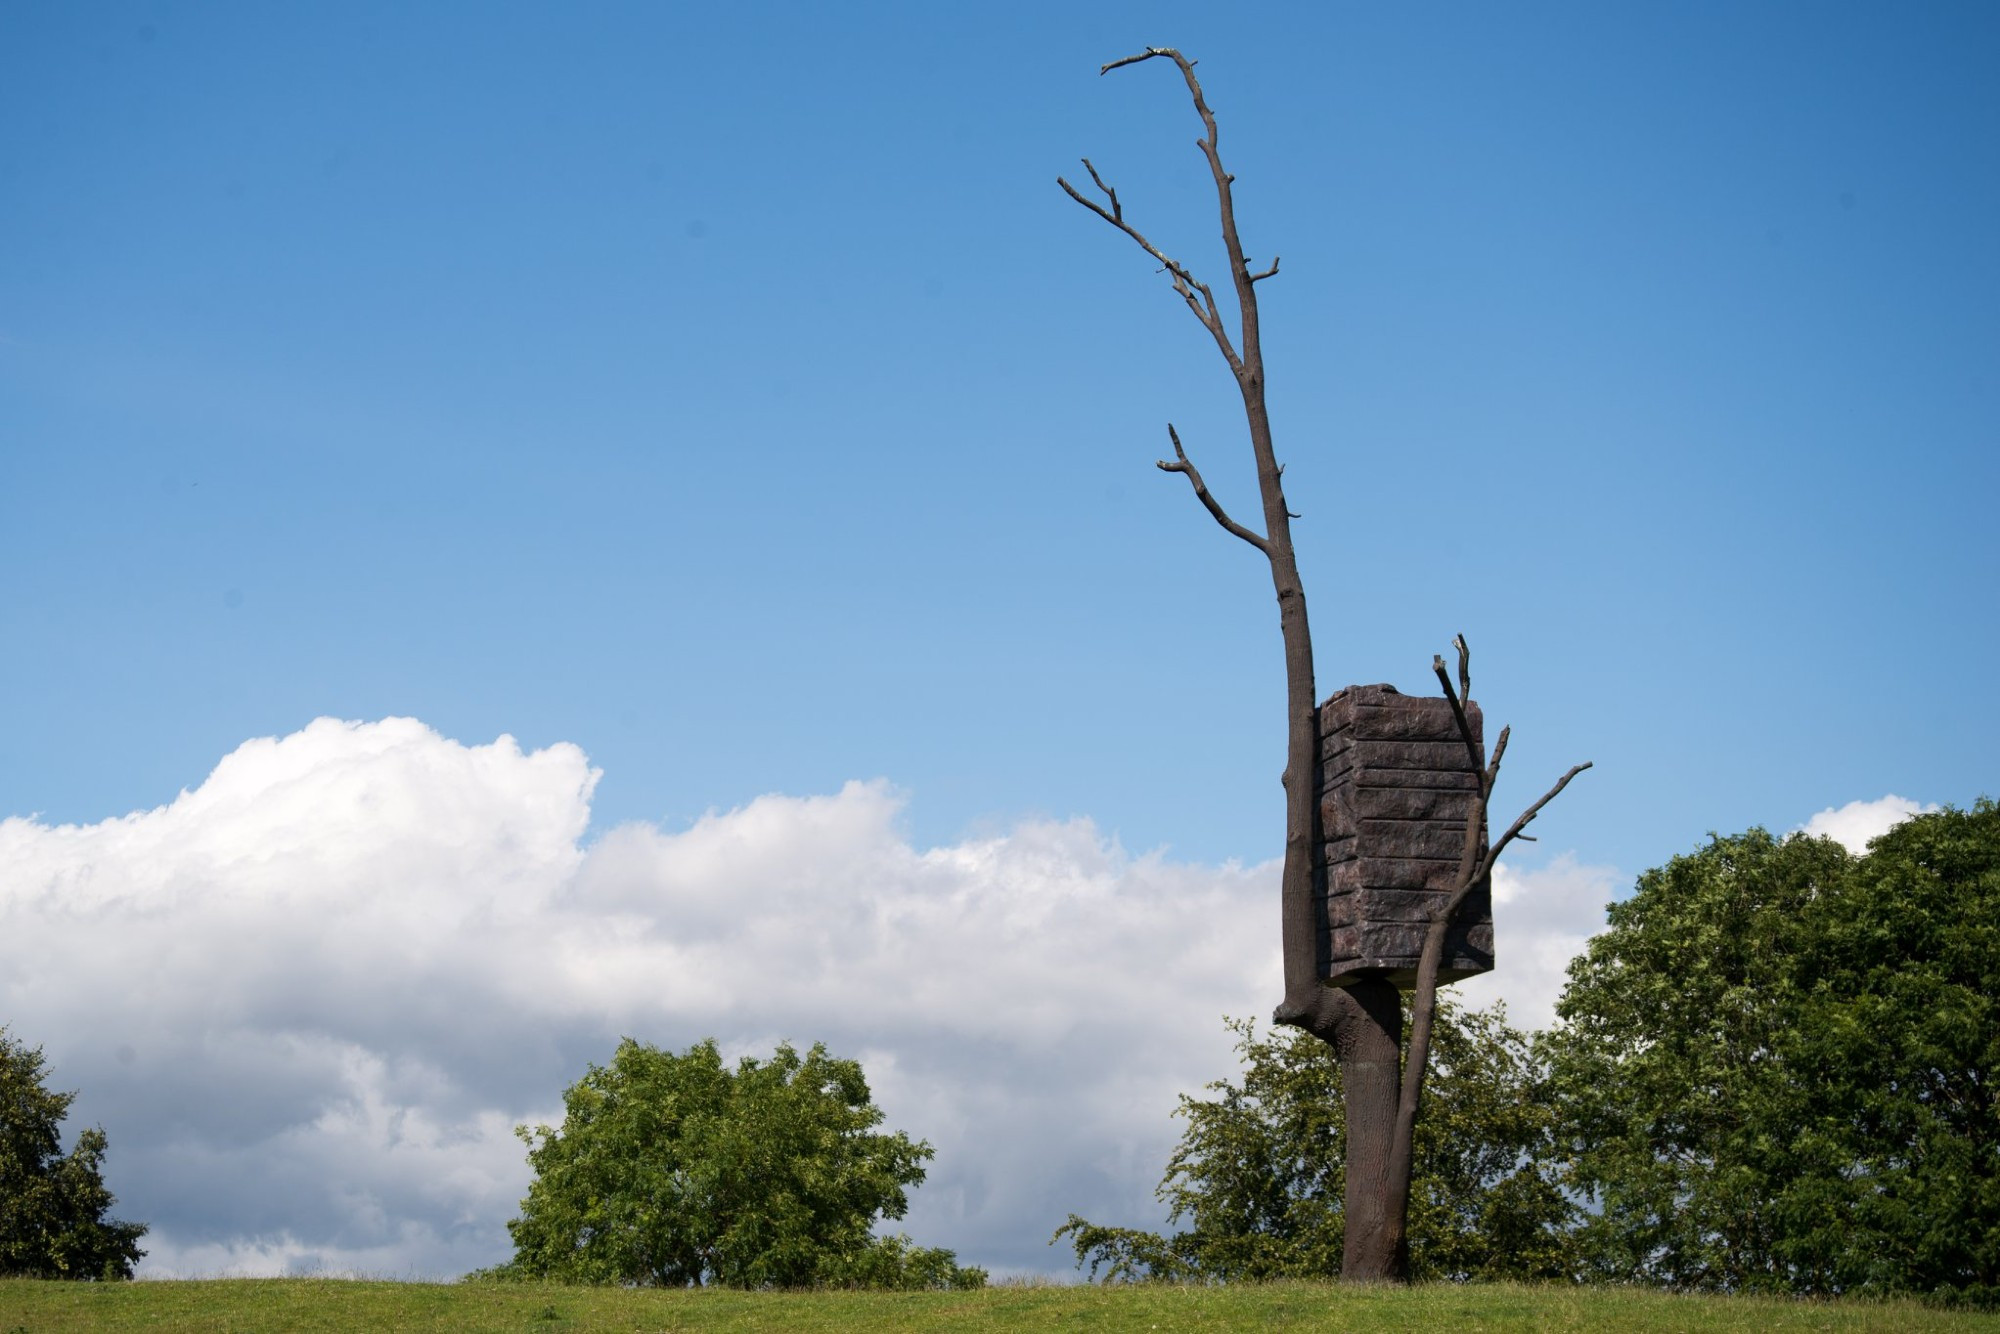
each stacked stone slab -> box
[1318,683,1493,988]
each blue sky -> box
[3,0,1996,1280]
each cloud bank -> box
[2,718,1613,1278]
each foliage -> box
[1796,801,2000,1304]
[1544,803,2000,1305]
[1055,999,1574,1282]
[493,1037,983,1289]
[1543,827,1848,1290]
[0,1029,147,1281]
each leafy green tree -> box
[491,1037,983,1289]
[1055,999,1573,1282]
[1545,803,1999,1305]
[0,1029,147,1280]
[1543,828,1846,1290]
[1788,801,2000,1304]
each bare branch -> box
[1154,51,1271,377]
[1390,747,1592,1213]
[1157,424,1268,554]
[1076,44,1270,380]
[1249,256,1281,283]
[1081,158,1121,223]
[1057,168,1244,371]
[1431,652,1485,778]
[1477,762,1594,883]
[1099,47,1175,76]
[1453,634,1471,707]
[1485,724,1511,789]
[1187,275,1228,341]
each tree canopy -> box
[491,1037,983,1289]
[1055,999,1574,1283]
[1059,802,1999,1306]
[1544,802,2000,1305]
[0,1029,147,1281]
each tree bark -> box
[1275,978,1406,1275]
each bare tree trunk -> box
[1061,48,1416,1282]
[1327,978,1405,1277]
[1060,50,1585,1285]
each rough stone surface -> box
[1319,683,1493,988]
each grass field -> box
[2,1279,1996,1333]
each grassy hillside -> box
[2,1279,1995,1332]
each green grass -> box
[1,1278,1994,1332]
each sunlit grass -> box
[1,1277,1993,1332]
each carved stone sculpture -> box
[1319,684,1493,986]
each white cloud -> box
[1796,794,1938,855]
[1451,854,1622,1032]
[0,719,1277,1278]
[0,717,1627,1280]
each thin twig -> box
[1099,47,1174,76]
[1081,158,1121,223]
[1485,724,1511,790]
[1157,425,1268,553]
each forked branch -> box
[1061,44,1277,380]
[1430,645,1592,888]
[1081,158,1123,223]
[1061,44,1305,571]
[1057,162,1236,367]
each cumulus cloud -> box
[1452,854,1623,1032]
[1797,794,1938,855]
[0,717,1616,1279]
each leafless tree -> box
[1061,47,1588,1281]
